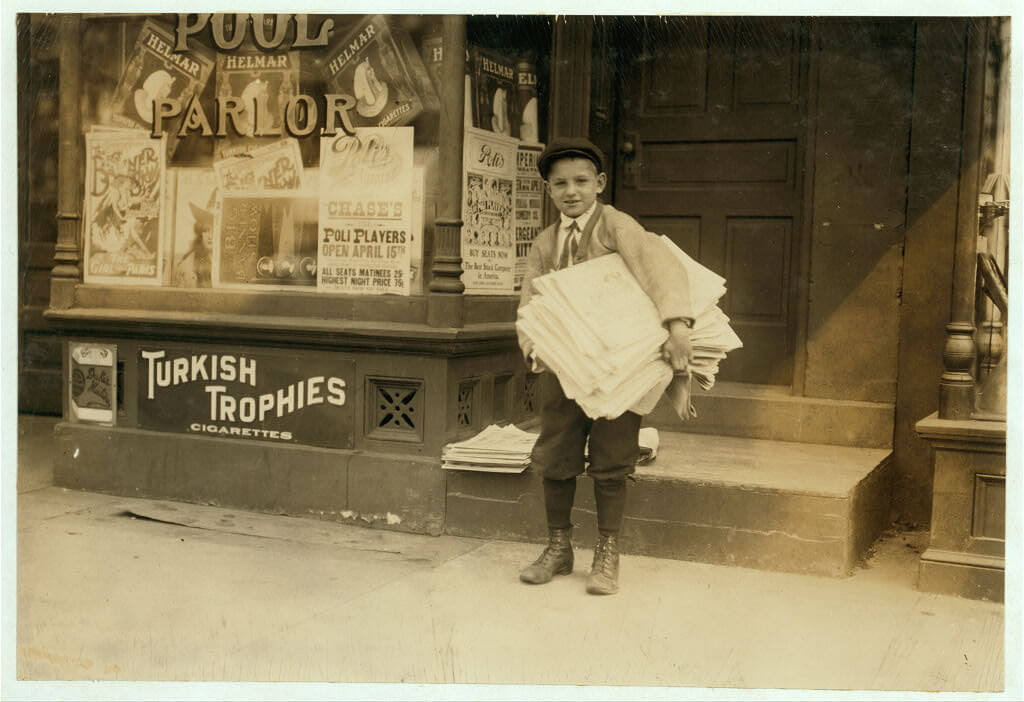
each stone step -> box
[445,431,894,578]
[644,382,895,449]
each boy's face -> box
[545,158,606,219]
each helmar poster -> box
[461,126,517,295]
[318,128,415,295]
[83,129,166,285]
[108,18,214,156]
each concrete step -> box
[445,431,894,578]
[644,382,895,449]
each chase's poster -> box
[322,15,438,128]
[318,128,414,295]
[109,19,214,155]
[214,50,300,160]
[461,127,517,295]
[83,130,166,285]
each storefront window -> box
[74,13,550,301]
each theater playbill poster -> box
[317,127,414,295]
[461,126,517,295]
[83,130,167,285]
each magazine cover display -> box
[461,126,518,295]
[213,169,319,290]
[68,343,117,425]
[166,168,218,288]
[83,129,166,285]
[322,15,439,128]
[214,49,300,159]
[109,19,215,155]
[317,128,415,295]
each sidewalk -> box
[14,414,1006,690]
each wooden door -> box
[613,17,809,385]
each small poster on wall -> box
[83,130,166,285]
[109,19,214,156]
[461,126,517,295]
[68,343,117,425]
[318,128,415,295]
[515,142,545,290]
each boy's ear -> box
[596,172,607,193]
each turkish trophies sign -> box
[317,127,414,295]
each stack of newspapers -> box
[441,423,539,473]
[516,237,742,420]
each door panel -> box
[615,17,808,385]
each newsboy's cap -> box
[537,137,606,179]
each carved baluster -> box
[939,21,987,419]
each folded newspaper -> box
[517,236,742,421]
[442,425,661,472]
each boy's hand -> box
[661,319,694,373]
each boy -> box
[518,137,694,595]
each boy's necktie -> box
[558,221,580,270]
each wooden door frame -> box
[789,18,820,397]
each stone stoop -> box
[445,431,894,578]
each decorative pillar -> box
[50,14,82,311]
[938,21,987,420]
[427,14,467,328]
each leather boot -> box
[586,533,620,595]
[520,527,574,584]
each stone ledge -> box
[915,411,1006,446]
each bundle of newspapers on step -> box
[441,423,539,473]
[441,424,662,473]
[516,237,742,420]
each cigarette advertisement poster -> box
[318,128,414,295]
[83,130,166,285]
[109,19,214,155]
[69,343,117,425]
[322,15,438,129]
[461,126,517,295]
[515,141,545,290]
[136,343,355,450]
[214,50,300,160]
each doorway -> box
[610,17,811,386]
